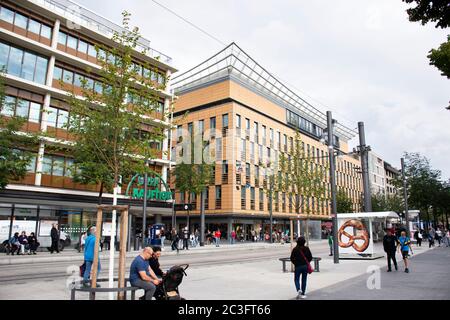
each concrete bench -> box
[279,257,322,272]
[70,277,140,300]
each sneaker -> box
[405,268,409,273]
[300,295,307,299]
[387,269,392,272]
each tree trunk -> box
[97,181,104,205]
[305,214,310,246]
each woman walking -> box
[290,236,313,299]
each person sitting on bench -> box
[129,247,161,300]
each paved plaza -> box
[0,240,448,300]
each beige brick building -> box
[170,43,363,240]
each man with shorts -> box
[397,230,413,273]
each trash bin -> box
[150,224,164,246]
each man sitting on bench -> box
[129,247,161,300]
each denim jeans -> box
[294,265,308,295]
[83,260,101,282]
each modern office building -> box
[0,0,176,248]
[384,161,400,196]
[170,43,363,240]
[368,151,387,195]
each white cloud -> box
[75,0,450,178]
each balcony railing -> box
[250,200,255,210]
[241,198,246,210]
[222,173,228,184]
[259,202,264,211]
[215,199,221,209]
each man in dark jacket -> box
[182,227,189,250]
[50,223,59,253]
[383,229,398,272]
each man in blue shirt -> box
[83,226,101,286]
[129,247,161,300]
[397,230,413,273]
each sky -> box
[75,0,450,179]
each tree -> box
[402,1,450,109]
[402,0,450,29]
[371,192,403,213]
[428,36,450,80]
[277,131,328,245]
[0,72,38,189]
[63,11,169,204]
[336,189,353,213]
[394,152,442,226]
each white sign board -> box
[337,218,374,255]
[102,222,120,237]
[0,220,37,242]
[39,220,58,236]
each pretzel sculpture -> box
[338,219,370,252]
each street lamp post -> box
[269,175,273,244]
[142,162,149,249]
[358,122,372,212]
[326,111,339,264]
[401,158,410,235]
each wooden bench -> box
[70,277,140,300]
[279,257,322,272]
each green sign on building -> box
[125,173,172,201]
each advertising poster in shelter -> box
[337,218,374,255]
[39,220,58,236]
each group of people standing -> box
[421,227,450,248]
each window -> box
[222,114,229,128]
[21,52,37,81]
[222,160,228,174]
[67,35,78,49]
[29,102,41,123]
[215,186,221,200]
[53,66,63,80]
[210,117,216,130]
[42,155,52,174]
[52,156,65,176]
[14,13,28,29]
[0,6,14,24]
[7,47,23,77]
[187,122,193,137]
[88,44,97,57]
[56,109,68,129]
[27,154,37,173]
[40,24,51,39]
[1,96,15,116]
[236,114,241,128]
[78,40,88,54]
[58,32,67,46]
[73,73,84,87]
[27,19,41,34]
[94,81,103,94]
[198,120,204,135]
[15,98,29,118]
[245,118,250,130]
[34,56,47,84]
[62,69,73,84]
[85,77,94,90]
[0,42,9,67]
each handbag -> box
[299,249,313,274]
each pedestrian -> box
[428,227,435,248]
[215,229,221,247]
[383,228,398,272]
[194,229,200,247]
[435,228,442,247]
[327,230,333,256]
[50,223,60,254]
[171,228,179,253]
[251,230,256,242]
[414,229,423,247]
[129,247,161,300]
[230,229,236,245]
[290,236,313,299]
[190,232,196,247]
[149,246,165,278]
[79,232,87,253]
[18,231,29,255]
[397,230,413,273]
[27,232,39,255]
[160,227,165,250]
[8,232,20,255]
[83,226,101,287]
[182,227,189,250]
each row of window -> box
[57,31,165,85]
[179,186,222,203]
[53,65,105,94]
[0,41,48,84]
[0,5,52,39]
[0,96,41,123]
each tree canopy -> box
[402,0,450,28]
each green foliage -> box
[62,11,170,193]
[428,36,450,80]
[402,0,450,28]
[0,73,38,189]
[371,192,403,213]
[336,189,353,213]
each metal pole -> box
[142,170,148,248]
[358,122,372,212]
[269,176,273,243]
[171,200,176,230]
[8,204,15,242]
[200,189,206,246]
[401,158,410,236]
[327,111,339,264]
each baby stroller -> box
[154,264,189,300]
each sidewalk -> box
[0,240,304,265]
